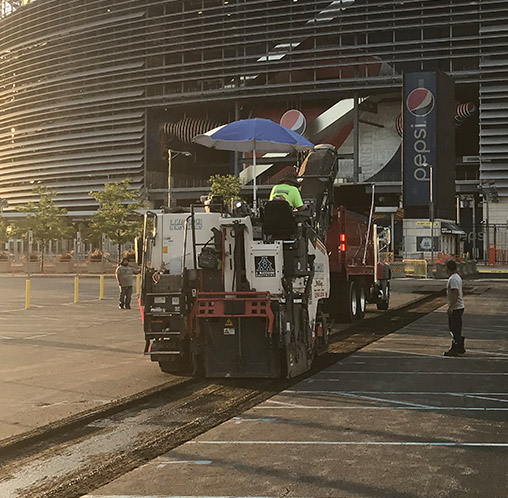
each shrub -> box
[88,249,103,262]
[58,253,72,262]
[123,249,136,262]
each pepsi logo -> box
[406,88,435,117]
[280,109,307,135]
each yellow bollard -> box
[74,276,79,303]
[136,273,141,296]
[99,275,104,300]
[25,279,30,309]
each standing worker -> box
[444,259,465,356]
[269,171,306,210]
[115,257,137,309]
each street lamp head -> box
[169,149,193,158]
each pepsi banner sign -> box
[403,73,437,211]
[403,72,455,219]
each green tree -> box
[209,174,242,205]
[16,186,71,270]
[0,218,7,246]
[89,179,145,262]
[0,219,9,254]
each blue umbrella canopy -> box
[192,118,314,153]
[193,118,314,211]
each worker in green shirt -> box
[269,172,305,210]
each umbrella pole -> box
[253,144,257,213]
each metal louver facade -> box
[1,0,508,215]
[479,1,508,197]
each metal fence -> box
[485,224,508,265]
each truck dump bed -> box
[326,206,375,277]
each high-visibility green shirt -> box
[269,183,304,209]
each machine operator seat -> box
[262,200,297,240]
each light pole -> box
[479,180,498,265]
[429,165,434,266]
[167,149,192,208]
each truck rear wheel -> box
[376,280,390,310]
[342,280,357,323]
[158,360,178,374]
[356,282,366,320]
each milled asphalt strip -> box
[0,377,194,463]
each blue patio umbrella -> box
[193,118,314,210]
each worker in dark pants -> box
[115,257,136,309]
[444,259,465,356]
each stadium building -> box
[1,0,508,259]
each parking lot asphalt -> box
[0,275,165,441]
[0,277,442,443]
[85,280,508,498]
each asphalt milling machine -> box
[137,145,391,378]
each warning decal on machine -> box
[254,256,276,277]
[224,318,234,326]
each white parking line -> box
[191,441,508,447]
[352,355,508,360]
[82,496,296,498]
[232,417,277,424]
[285,390,508,396]
[154,460,212,469]
[255,406,508,411]
[465,349,508,357]
[310,372,508,377]
[448,393,508,404]
[365,348,444,358]
[310,391,436,409]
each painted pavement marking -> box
[309,372,508,377]
[190,441,508,447]
[154,460,212,469]
[254,405,508,411]
[284,390,508,396]
[82,495,302,498]
[232,417,277,424]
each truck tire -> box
[342,280,357,323]
[376,280,390,310]
[158,354,191,374]
[356,281,366,320]
[158,360,178,374]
